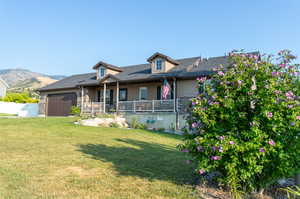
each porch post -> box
[116,81,119,112]
[103,83,106,113]
[173,78,177,113]
[81,86,84,115]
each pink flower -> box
[285,91,295,100]
[212,102,220,105]
[237,80,242,85]
[199,169,205,175]
[219,136,225,140]
[266,112,273,118]
[259,148,265,153]
[287,105,293,109]
[218,146,223,153]
[229,141,235,145]
[268,139,275,146]
[296,116,300,120]
[279,63,286,68]
[197,77,207,83]
[191,122,198,128]
[274,90,281,95]
[181,149,189,153]
[192,101,198,106]
[211,156,221,160]
[211,146,218,151]
[218,71,225,76]
[271,71,279,76]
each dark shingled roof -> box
[38,55,229,92]
[92,61,123,72]
[147,52,180,65]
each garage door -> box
[47,93,77,116]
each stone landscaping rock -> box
[78,116,129,128]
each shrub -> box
[96,113,115,118]
[130,117,139,129]
[130,117,148,129]
[178,50,300,197]
[70,106,81,115]
[110,122,121,128]
[0,92,39,103]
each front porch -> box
[80,79,192,115]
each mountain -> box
[0,69,66,92]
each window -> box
[119,88,127,101]
[157,86,161,100]
[139,87,148,100]
[156,59,162,70]
[99,67,106,78]
[97,90,101,102]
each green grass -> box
[0,113,16,116]
[0,117,198,199]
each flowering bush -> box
[178,50,300,196]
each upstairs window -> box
[156,59,162,70]
[99,67,106,78]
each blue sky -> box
[0,0,299,76]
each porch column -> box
[103,83,106,113]
[173,78,177,113]
[116,81,119,112]
[81,86,84,115]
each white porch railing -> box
[82,102,104,114]
[81,98,192,114]
[118,100,175,112]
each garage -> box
[47,93,77,116]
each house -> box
[38,52,229,129]
[0,77,9,98]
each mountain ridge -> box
[0,68,66,92]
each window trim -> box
[139,87,148,100]
[99,67,106,78]
[155,59,163,71]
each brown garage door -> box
[47,93,77,116]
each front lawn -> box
[0,117,198,199]
[0,113,16,116]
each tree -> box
[178,50,300,197]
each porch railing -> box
[82,102,104,115]
[81,98,192,114]
[118,99,175,112]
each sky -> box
[0,0,299,76]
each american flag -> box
[162,79,171,99]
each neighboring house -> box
[0,77,9,98]
[38,52,229,119]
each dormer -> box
[147,52,179,74]
[92,61,123,80]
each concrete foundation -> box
[120,112,188,131]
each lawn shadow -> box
[77,138,196,185]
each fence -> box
[0,101,39,117]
